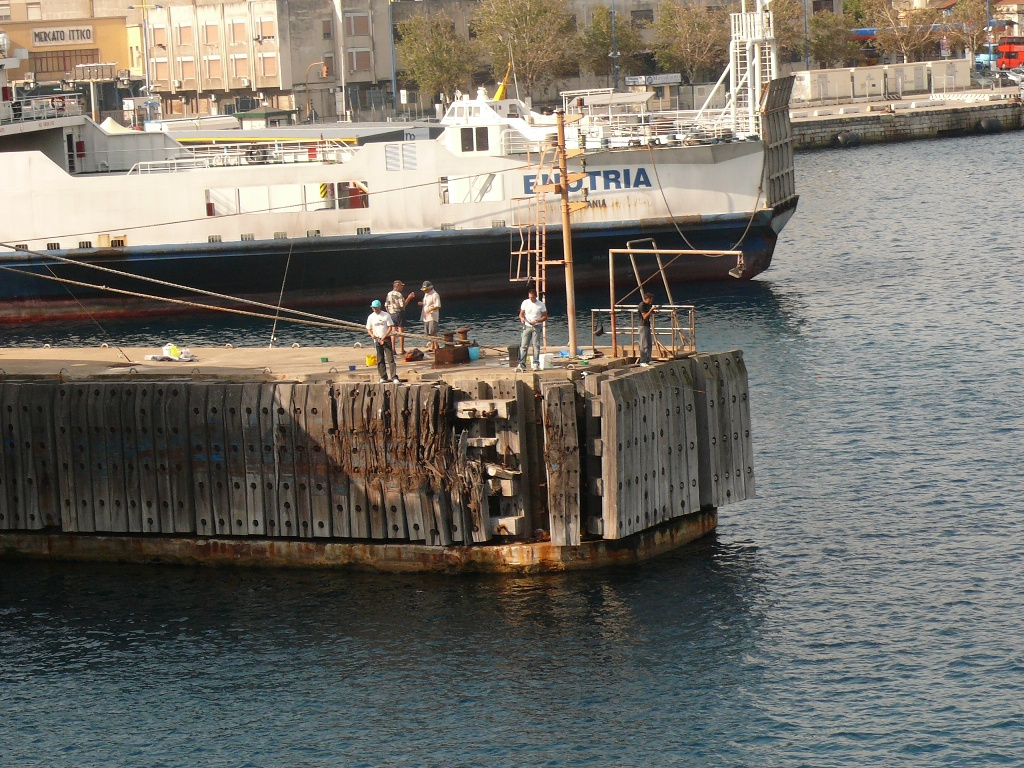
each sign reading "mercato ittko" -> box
[32,26,94,47]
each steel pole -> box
[555,109,578,358]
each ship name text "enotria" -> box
[523,168,653,195]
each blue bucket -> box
[468,346,481,361]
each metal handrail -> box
[591,304,697,359]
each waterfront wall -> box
[790,100,1023,150]
[0,352,754,557]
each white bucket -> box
[538,353,552,370]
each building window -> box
[152,27,168,47]
[231,20,247,44]
[631,9,654,27]
[155,59,169,80]
[0,4,11,22]
[204,24,219,44]
[27,2,41,20]
[178,24,192,45]
[259,53,278,77]
[28,48,100,77]
[258,19,275,39]
[232,54,249,78]
[180,57,196,80]
[322,19,333,39]
[323,54,334,77]
[347,49,371,73]
[206,56,222,79]
[344,13,370,37]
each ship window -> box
[307,230,321,237]
[14,244,27,251]
[111,239,126,247]
[47,242,60,250]
[438,177,449,204]
[209,235,222,243]
[491,220,505,228]
[274,232,288,239]
[241,233,255,241]
[78,241,92,249]
[357,227,371,235]
[460,126,488,152]
[337,181,369,209]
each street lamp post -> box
[129,4,162,122]
[389,0,398,112]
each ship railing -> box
[591,305,697,359]
[127,139,357,174]
[187,139,357,166]
[572,109,746,149]
[0,93,84,125]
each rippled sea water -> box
[3,135,1024,767]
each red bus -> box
[996,36,1024,69]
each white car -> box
[1003,68,1024,84]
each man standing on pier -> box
[366,299,399,383]
[385,280,415,354]
[638,292,655,366]
[418,281,441,353]
[517,286,548,372]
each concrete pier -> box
[0,344,754,572]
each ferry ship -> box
[0,4,796,323]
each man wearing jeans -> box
[366,300,399,383]
[516,287,548,371]
[637,292,655,366]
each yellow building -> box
[0,15,131,85]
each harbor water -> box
[3,133,1024,766]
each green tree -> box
[578,5,646,81]
[471,0,578,97]
[652,0,731,83]
[770,0,812,63]
[809,10,862,67]
[396,11,480,104]
[947,0,988,61]
[863,0,942,62]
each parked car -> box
[1003,67,1024,84]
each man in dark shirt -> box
[638,292,655,366]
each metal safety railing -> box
[591,304,696,360]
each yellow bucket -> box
[365,354,377,367]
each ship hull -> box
[0,199,796,324]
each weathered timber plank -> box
[0,384,22,530]
[52,384,79,532]
[582,372,608,536]
[490,379,531,534]
[133,383,162,533]
[299,384,333,538]
[272,383,300,538]
[222,385,250,535]
[542,382,581,546]
[343,383,371,539]
[24,384,59,529]
[691,355,723,510]
[119,385,143,534]
[325,383,351,539]
[165,383,194,534]
[240,383,268,537]
[257,384,280,536]
[100,383,129,533]
[728,351,756,501]
[85,384,114,532]
[202,384,234,536]
[188,384,215,536]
